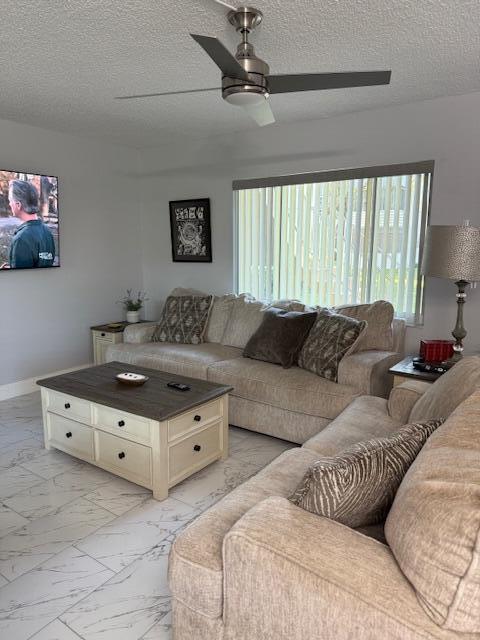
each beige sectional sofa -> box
[169,356,480,640]
[105,292,405,443]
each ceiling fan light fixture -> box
[224,91,266,106]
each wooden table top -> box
[90,321,154,333]
[37,362,232,422]
[389,356,443,382]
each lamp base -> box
[447,279,469,368]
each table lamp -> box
[421,223,480,363]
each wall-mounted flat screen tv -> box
[0,170,59,270]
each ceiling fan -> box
[116,5,391,127]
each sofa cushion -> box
[387,379,432,423]
[152,294,213,344]
[298,309,367,381]
[243,308,317,369]
[303,395,402,456]
[105,342,242,379]
[335,300,394,351]
[270,298,306,312]
[291,420,443,528]
[409,355,480,423]
[205,294,236,343]
[207,357,360,419]
[221,296,267,349]
[169,447,316,618]
[385,388,480,633]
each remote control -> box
[167,382,190,391]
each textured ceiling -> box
[0,0,479,147]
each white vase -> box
[126,310,140,323]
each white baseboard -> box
[0,363,93,402]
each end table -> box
[389,356,444,387]
[91,321,152,365]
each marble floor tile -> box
[30,619,82,639]
[83,476,151,516]
[230,431,294,467]
[228,425,250,443]
[0,465,44,501]
[0,498,116,580]
[4,465,115,520]
[142,610,172,639]
[75,498,198,572]
[0,392,43,433]
[0,424,36,448]
[0,546,113,640]
[0,436,47,471]
[169,455,261,511]
[21,449,86,480]
[62,538,172,640]
[0,504,30,538]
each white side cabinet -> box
[91,327,125,365]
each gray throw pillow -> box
[243,307,318,369]
[298,308,367,381]
[289,419,444,528]
[152,295,213,344]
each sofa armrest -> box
[337,350,402,398]
[387,379,432,423]
[224,497,444,640]
[123,321,158,344]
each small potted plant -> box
[118,289,148,323]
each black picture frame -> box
[169,198,212,263]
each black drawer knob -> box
[194,415,201,422]
[64,403,71,409]
[65,431,72,438]
[118,420,125,427]
[118,451,126,459]
[193,444,201,452]
[101,332,106,337]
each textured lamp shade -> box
[422,225,480,281]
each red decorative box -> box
[420,339,455,363]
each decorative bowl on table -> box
[115,372,149,386]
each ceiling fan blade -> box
[266,70,391,94]
[242,99,276,127]
[116,87,220,100]
[190,34,249,81]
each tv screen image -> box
[0,170,59,270]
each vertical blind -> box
[234,164,432,324]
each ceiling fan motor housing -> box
[223,6,269,104]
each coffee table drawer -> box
[93,405,151,444]
[46,390,91,423]
[95,430,152,488]
[168,399,222,441]
[48,413,94,462]
[169,421,222,483]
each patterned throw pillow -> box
[152,295,213,344]
[289,419,444,528]
[298,308,367,381]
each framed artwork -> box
[169,198,212,263]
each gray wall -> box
[139,91,480,355]
[0,119,143,386]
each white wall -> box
[0,119,143,386]
[139,91,480,354]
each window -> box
[234,162,433,324]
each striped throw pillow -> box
[290,420,444,528]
